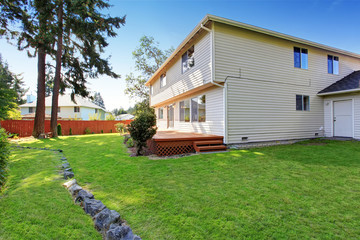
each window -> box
[150,85,153,95]
[74,107,80,113]
[296,95,310,111]
[57,107,61,113]
[179,100,190,122]
[182,45,195,73]
[95,109,98,113]
[328,55,339,74]
[29,107,34,113]
[158,107,164,119]
[160,74,166,88]
[190,95,206,122]
[294,47,308,69]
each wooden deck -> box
[149,131,224,156]
[153,131,223,141]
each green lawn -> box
[0,147,101,240]
[2,134,360,239]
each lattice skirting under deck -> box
[148,140,195,156]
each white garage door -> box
[333,100,353,137]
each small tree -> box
[127,111,157,156]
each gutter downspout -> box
[201,23,228,144]
[200,24,224,88]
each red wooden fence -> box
[0,120,133,137]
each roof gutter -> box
[317,88,360,96]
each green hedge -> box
[0,128,9,190]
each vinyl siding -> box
[323,94,360,139]
[150,31,212,106]
[154,86,224,136]
[213,22,360,143]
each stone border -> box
[12,145,141,240]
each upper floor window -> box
[74,106,80,113]
[182,45,195,73]
[158,107,164,119]
[328,55,339,74]
[179,100,190,122]
[296,95,310,111]
[29,107,34,113]
[294,47,308,69]
[160,74,166,88]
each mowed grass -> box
[7,134,360,239]
[0,147,101,240]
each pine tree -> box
[49,0,125,137]
[1,0,57,137]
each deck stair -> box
[193,140,227,153]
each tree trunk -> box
[32,46,46,138]
[50,0,63,137]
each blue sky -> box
[1,0,359,110]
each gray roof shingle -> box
[318,71,360,94]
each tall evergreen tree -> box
[0,55,27,120]
[1,1,125,137]
[92,92,105,109]
[48,0,125,137]
[1,0,57,137]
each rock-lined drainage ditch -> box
[12,145,141,240]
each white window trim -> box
[160,74,166,88]
[294,47,308,70]
[328,55,339,75]
[296,95,310,111]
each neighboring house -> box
[115,114,134,121]
[19,94,107,120]
[146,14,360,144]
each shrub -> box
[101,130,103,134]
[57,124,62,136]
[126,137,134,148]
[0,128,9,190]
[110,129,112,133]
[84,127,91,134]
[106,113,115,120]
[69,128,72,135]
[115,123,127,135]
[127,111,157,155]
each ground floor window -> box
[181,94,206,122]
[74,106,80,113]
[158,107,164,119]
[179,100,190,122]
[29,107,34,113]
[296,95,310,111]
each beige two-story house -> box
[146,15,360,144]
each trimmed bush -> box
[0,128,9,190]
[69,128,72,135]
[84,127,91,134]
[57,124,62,136]
[127,111,157,155]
